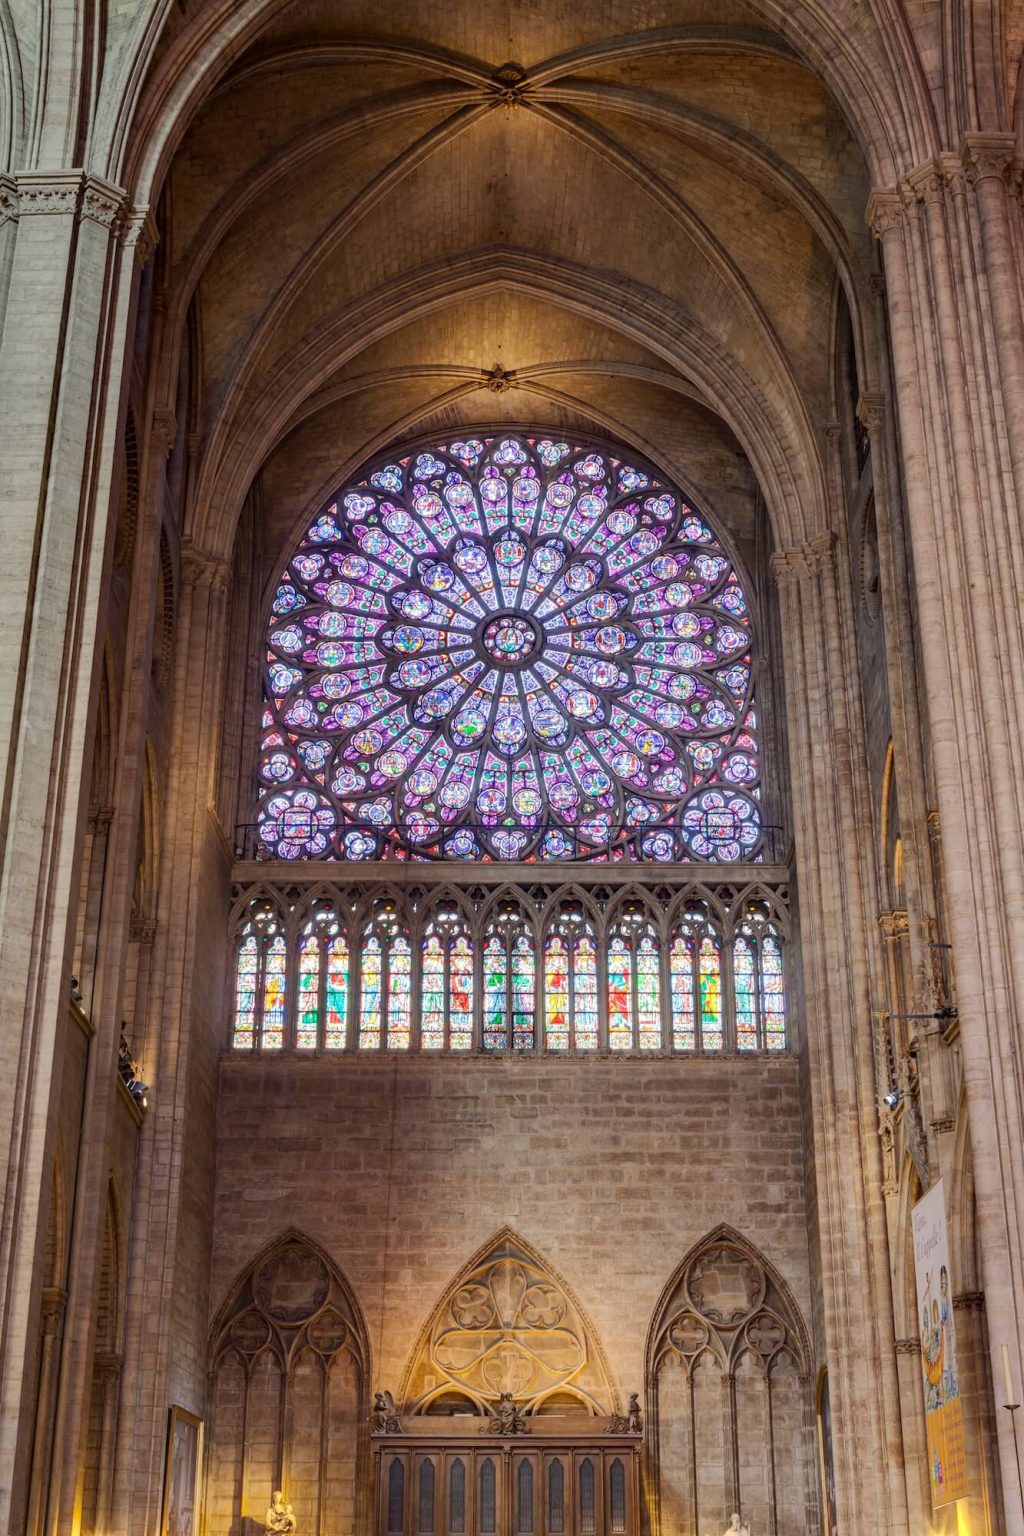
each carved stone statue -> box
[608,1392,643,1434]
[264,1490,297,1535]
[719,1515,750,1536]
[480,1391,527,1435]
[370,1390,403,1434]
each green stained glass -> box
[325,933,348,1048]
[297,932,320,1049]
[733,934,756,1050]
[762,931,786,1050]
[484,935,508,1049]
[421,935,446,1049]
[670,935,696,1050]
[233,933,258,1049]
[512,934,535,1050]
[388,937,412,1049]
[360,934,382,1049]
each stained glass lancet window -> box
[358,906,411,1049]
[296,901,349,1049]
[484,906,535,1050]
[669,903,723,1051]
[257,434,762,864]
[544,905,599,1049]
[421,906,474,1049]
[232,900,287,1049]
[733,903,787,1051]
[607,907,661,1050]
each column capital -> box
[866,186,904,239]
[181,538,231,594]
[15,171,83,217]
[123,205,159,268]
[961,132,1016,186]
[151,407,177,456]
[0,175,17,225]
[903,161,947,206]
[857,391,886,433]
[770,530,836,585]
[80,176,128,235]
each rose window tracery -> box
[258,434,762,862]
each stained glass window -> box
[483,907,535,1050]
[669,904,722,1050]
[296,903,349,1050]
[544,905,599,1049]
[480,1460,496,1534]
[257,434,761,864]
[449,1459,466,1535]
[609,1460,626,1536]
[607,908,661,1050]
[579,1460,596,1536]
[421,907,474,1049]
[232,901,287,1049]
[733,903,787,1051]
[388,1460,405,1535]
[516,1460,533,1534]
[419,1461,435,1534]
[548,1461,565,1534]
[359,908,411,1050]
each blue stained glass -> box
[258,435,761,862]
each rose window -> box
[258,434,762,861]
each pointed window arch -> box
[483,907,535,1051]
[360,905,411,1049]
[607,906,660,1050]
[421,905,474,1050]
[544,904,598,1050]
[257,433,762,866]
[669,902,723,1051]
[732,901,787,1051]
[232,898,287,1049]
[297,899,350,1050]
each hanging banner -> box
[912,1178,969,1507]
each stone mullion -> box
[775,548,908,1536]
[0,177,146,1536]
[110,550,231,1534]
[873,186,1024,1532]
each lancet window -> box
[669,903,723,1051]
[359,906,412,1049]
[296,901,349,1050]
[606,906,661,1050]
[733,902,786,1051]
[483,906,536,1050]
[543,905,599,1050]
[232,899,287,1049]
[421,906,474,1049]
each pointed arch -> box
[208,1229,371,1536]
[398,1228,619,1416]
[646,1226,813,1536]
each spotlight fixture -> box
[883,1088,903,1110]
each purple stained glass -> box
[258,435,761,862]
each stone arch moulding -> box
[397,1227,620,1417]
[645,1224,815,1536]
[206,1228,372,1536]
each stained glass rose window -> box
[257,434,761,861]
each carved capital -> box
[961,133,1015,187]
[181,539,231,593]
[123,206,159,268]
[151,408,177,456]
[93,1350,123,1385]
[40,1287,68,1334]
[878,908,909,941]
[16,172,82,217]
[81,177,128,235]
[930,1116,955,1134]
[0,175,18,225]
[953,1291,985,1312]
[866,187,904,240]
[894,1338,920,1356]
[857,391,886,434]
[904,161,946,206]
[770,530,836,585]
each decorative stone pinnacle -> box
[483,363,516,394]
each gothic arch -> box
[645,1226,813,1536]
[398,1228,620,1417]
[206,1229,371,1536]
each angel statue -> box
[264,1490,297,1535]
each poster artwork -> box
[912,1179,969,1507]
